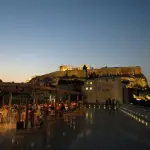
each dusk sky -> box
[0,0,150,83]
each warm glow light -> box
[86,112,88,119]
[146,95,150,100]
[104,105,106,109]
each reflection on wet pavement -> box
[0,123,16,132]
[0,109,150,150]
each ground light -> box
[120,108,149,127]
[104,105,106,109]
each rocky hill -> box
[29,66,148,89]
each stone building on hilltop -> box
[59,64,91,71]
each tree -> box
[83,65,88,79]
[71,75,77,78]
[122,80,130,85]
[64,72,69,78]
[92,72,97,78]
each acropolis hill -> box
[30,65,148,88]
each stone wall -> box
[49,66,142,78]
[93,66,141,76]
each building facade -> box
[82,77,125,104]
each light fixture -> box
[85,87,88,90]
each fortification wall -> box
[67,70,85,77]
[92,66,141,76]
[45,66,142,78]
[44,71,66,78]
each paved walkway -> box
[0,123,16,132]
[0,109,150,150]
[0,123,16,144]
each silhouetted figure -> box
[115,99,119,109]
[96,100,99,105]
[108,98,111,110]
[111,99,115,110]
[106,99,108,107]
[60,103,65,118]
[31,108,35,127]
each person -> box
[30,107,35,127]
[105,99,108,109]
[96,100,99,106]
[108,98,111,110]
[2,106,8,123]
[115,99,119,109]
[36,106,41,126]
[0,113,3,123]
[50,103,55,119]
[65,103,68,112]
[60,103,65,118]
[111,99,115,110]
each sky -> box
[0,0,150,83]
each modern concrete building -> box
[82,77,126,104]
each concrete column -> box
[2,95,4,106]
[25,98,29,129]
[82,95,84,106]
[55,90,57,102]
[36,95,38,105]
[77,95,79,109]
[33,92,36,104]
[68,95,70,103]
[8,92,12,108]
[77,95,79,102]
[33,92,38,105]
[49,92,52,102]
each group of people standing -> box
[105,98,119,110]
[0,101,79,127]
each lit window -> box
[90,87,92,90]
[90,82,92,84]
[85,87,88,90]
